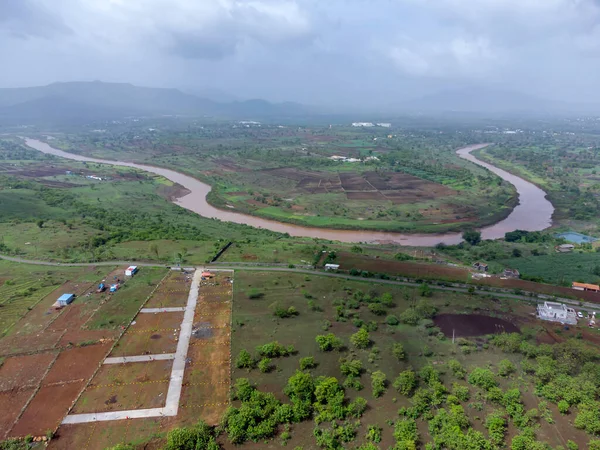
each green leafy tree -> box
[371,371,387,398]
[498,359,516,377]
[300,356,317,370]
[258,357,273,373]
[366,425,382,443]
[235,349,255,369]
[462,229,482,245]
[448,359,466,378]
[315,333,344,351]
[393,369,417,396]
[340,358,364,377]
[468,367,498,390]
[350,328,371,349]
[392,343,405,361]
[558,400,569,415]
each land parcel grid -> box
[179,271,233,426]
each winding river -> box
[24,139,553,246]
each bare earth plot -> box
[49,269,233,450]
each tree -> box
[316,333,343,351]
[468,368,498,390]
[448,359,466,378]
[392,343,405,361]
[350,328,371,349]
[371,371,387,398]
[498,359,515,377]
[300,356,317,370]
[386,315,400,325]
[366,425,382,443]
[36,219,44,228]
[258,357,273,373]
[419,283,432,297]
[368,303,386,316]
[235,349,255,369]
[340,358,364,377]
[512,248,522,257]
[393,369,417,396]
[462,229,481,245]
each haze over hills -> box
[0,81,309,123]
[0,81,596,124]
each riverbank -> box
[23,138,553,246]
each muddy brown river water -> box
[24,139,553,246]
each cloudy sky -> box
[1,0,600,106]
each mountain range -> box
[0,81,308,123]
[0,81,596,124]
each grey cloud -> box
[0,0,71,39]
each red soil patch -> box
[10,381,85,438]
[43,343,112,385]
[241,254,258,261]
[0,331,63,357]
[0,389,35,439]
[434,314,520,337]
[346,191,387,200]
[0,353,56,391]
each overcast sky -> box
[1,0,600,106]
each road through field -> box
[24,139,553,246]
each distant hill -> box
[396,87,598,115]
[0,81,309,123]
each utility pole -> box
[452,329,455,344]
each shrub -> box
[371,371,387,398]
[448,359,466,378]
[368,303,386,316]
[247,289,264,299]
[165,420,219,450]
[498,359,516,377]
[558,400,570,415]
[400,308,421,325]
[366,425,382,443]
[340,358,364,377]
[386,315,400,325]
[350,328,371,349]
[299,356,317,370]
[316,333,343,351]
[256,341,295,358]
[485,411,507,447]
[451,383,470,402]
[235,349,255,369]
[347,397,368,418]
[393,370,417,396]
[393,418,419,448]
[258,357,273,373]
[468,367,498,390]
[392,343,405,361]
[419,283,432,297]
[273,305,299,318]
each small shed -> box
[201,271,215,278]
[472,262,488,272]
[503,268,520,279]
[57,293,75,307]
[125,266,138,276]
[556,244,575,253]
[325,264,340,270]
[572,282,600,292]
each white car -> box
[577,311,584,318]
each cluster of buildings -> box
[350,122,392,127]
[537,301,578,325]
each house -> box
[472,262,488,272]
[325,264,340,270]
[537,301,577,325]
[125,266,138,276]
[556,244,575,253]
[503,268,520,279]
[572,282,600,292]
[55,293,75,308]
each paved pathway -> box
[140,307,186,313]
[103,354,176,364]
[61,270,202,424]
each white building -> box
[351,122,375,127]
[537,301,577,325]
[325,264,340,270]
[377,123,392,128]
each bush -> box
[247,288,264,299]
[419,283,432,297]
[350,328,371,349]
[400,308,421,325]
[371,371,387,398]
[386,315,400,325]
[235,349,255,369]
[392,343,405,361]
[558,400,569,415]
[451,383,470,402]
[393,418,419,448]
[340,358,364,377]
[368,303,386,316]
[448,359,466,378]
[498,359,516,377]
[485,411,507,447]
[316,333,344,351]
[393,369,417,396]
[299,356,317,370]
[366,425,382,443]
[165,420,219,450]
[468,367,498,390]
[273,305,299,318]
[258,357,273,373]
[256,341,295,358]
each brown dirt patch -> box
[43,343,112,385]
[241,254,258,261]
[0,353,57,391]
[0,389,35,439]
[0,331,63,357]
[73,360,172,414]
[434,314,520,337]
[10,381,86,437]
[128,311,184,331]
[346,191,387,201]
[109,329,178,357]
